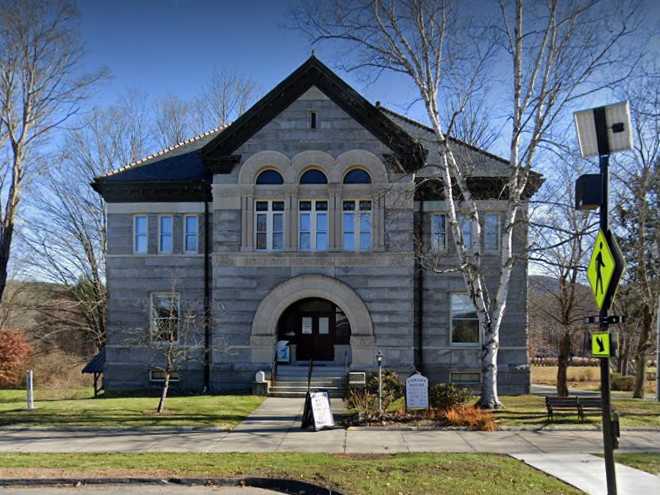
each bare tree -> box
[153,94,193,148]
[0,0,106,302]
[612,67,659,398]
[294,0,640,407]
[193,68,256,131]
[20,97,151,350]
[528,158,598,396]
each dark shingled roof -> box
[82,347,105,374]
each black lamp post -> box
[376,350,383,415]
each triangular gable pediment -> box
[201,56,425,172]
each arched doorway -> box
[250,274,375,367]
[277,298,351,362]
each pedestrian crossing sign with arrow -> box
[587,230,625,311]
[591,332,611,358]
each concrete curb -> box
[0,477,343,494]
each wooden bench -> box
[545,397,579,422]
[577,397,605,422]
[545,396,608,423]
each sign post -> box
[575,102,632,495]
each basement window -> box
[149,369,180,382]
[450,371,481,385]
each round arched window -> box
[256,169,284,185]
[300,169,328,184]
[343,169,372,184]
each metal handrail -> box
[272,348,278,387]
[306,358,314,393]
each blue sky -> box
[78,1,427,127]
[76,0,659,160]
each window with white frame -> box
[450,293,480,345]
[134,215,148,254]
[159,215,173,253]
[299,200,328,251]
[151,293,180,342]
[343,200,371,251]
[484,213,499,252]
[459,216,473,249]
[431,214,446,251]
[255,200,284,251]
[184,215,199,253]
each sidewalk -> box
[513,453,660,495]
[1,398,660,454]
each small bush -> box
[0,329,32,387]
[429,383,473,411]
[366,370,403,410]
[346,388,379,415]
[611,373,634,391]
[445,405,496,431]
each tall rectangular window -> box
[151,293,180,342]
[431,214,446,251]
[484,213,499,252]
[159,215,173,253]
[184,215,199,253]
[255,200,285,251]
[299,200,328,251]
[459,216,473,249]
[343,200,371,251]
[450,293,480,345]
[134,215,148,254]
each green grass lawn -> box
[0,389,264,429]
[496,395,660,428]
[0,453,581,495]
[612,453,660,476]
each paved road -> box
[0,486,280,495]
[1,398,659,454]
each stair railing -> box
[271,348,278,387]
[306,358,314,393]
[344,349,350,391]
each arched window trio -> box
[253,167,377,253]
[256,168,372,186]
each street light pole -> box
[594,107,617,495]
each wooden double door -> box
[296,311,335,361]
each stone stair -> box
[268,365,347,398]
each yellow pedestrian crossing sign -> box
[591,332,611,357]
[587,230,624,311]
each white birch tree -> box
[293,0,640,407]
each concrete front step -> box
[274,380,345,387]
[269,389,345,398]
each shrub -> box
[346,388,379,415]
[611,373,634,391]
[366,370,403,409]
[429,383,472,411]
[574,368,597,382]
[445,405,496,431]
[0,329,32,387]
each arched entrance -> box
[250,275,376,367]
[277,298,350,363]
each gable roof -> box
[201,55,426,173]
[380,107,512,176]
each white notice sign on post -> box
[406,372,429,410]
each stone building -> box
[93,56,538,395]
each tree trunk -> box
[557,331,571,397]
[479,323,501,409]
[0,223,15,303]
[632,308,653,399]
[156,373,170,413]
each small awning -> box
[82,347,105,374]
